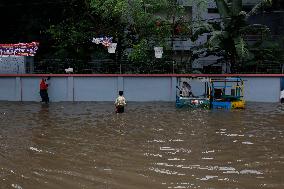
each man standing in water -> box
[115,91,126,113]
[40,78,49,103]
[180,81,193,97]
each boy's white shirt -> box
[115,96,126,106]
[281,90,284,99]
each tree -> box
[245,37,284,73]
[191,0,273,73]
[46,0,192,73]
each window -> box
[208,8,219,13]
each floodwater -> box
[0,102,283,189]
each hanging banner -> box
[107,43,117,53]
[92,37,113,47]
[0,42,39,56]
[154,47,163,58]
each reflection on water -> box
[0,102,283,189]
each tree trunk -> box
[230,54,237,74]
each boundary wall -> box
[0,74,283,102]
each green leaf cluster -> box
[191,0,274,72]
[47,0,188,63]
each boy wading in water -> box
[115,91,126,113]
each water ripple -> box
[0,102,283,189]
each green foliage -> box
[247,38,284,67]
[90,0,129,22]
[248,0,273,17]
[215,0,230,22]
[190,22,214,41]
[46,0,187,64]
[128,39,150,62]
[234,37,251,60]
[192,0,273,73]
[193,0,209,21]
[207,31,226,50]
[47,18,94,59]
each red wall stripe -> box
[0,74,283,77]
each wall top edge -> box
[0,74,283,77]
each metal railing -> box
[34,58,193,74]
[33,58,283,74]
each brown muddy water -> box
[0,102,283,189]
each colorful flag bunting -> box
[92,37,113,47]
[0,42,39,56]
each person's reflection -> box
[30,104,53,152]
[115,113,126,134]
[38,104,50,124]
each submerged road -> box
[0,102,283,189]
